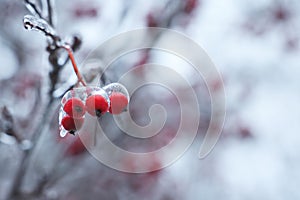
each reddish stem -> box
[62,45,87,86]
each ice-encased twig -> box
[23,14,58,42]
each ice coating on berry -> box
[61,87,89,106]
[103,83,130,101]
[63,98,85,118]
[59,87,109,137]
[103,83,129,114]
[85,87,110,117]
[59,107,68,137]
[85,95,109,117]
[109,92,129,114]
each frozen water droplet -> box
[59,127,68,138]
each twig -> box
[62,45,87,86]
[7,98,57,198]
[23,14,59,43]
[24,0,43,19]
[46,0,53,26]
[0,106,23,143]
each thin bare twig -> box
[46,0,53,26]
[62,45,87,86]
[0,106,22,143]
[23,14,59,43]
[7,98,58,198]
[24,0,43,18]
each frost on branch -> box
[23,15,56,37]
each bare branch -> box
[61,44,87,86]
[46,0,53,26]
[0,106,22,143]
[24,0,43,19]
[23,15,59,43]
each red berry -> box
[85,95,109,117]
[63,98,85,118]
[184,0,198,13]
[147,13,158,27]
[61,115,84,133]
[58,134,87,156]
[65,135,86,156]
[109,92,128,114]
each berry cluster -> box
[59,83,129,137]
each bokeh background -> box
[0,0,300,199]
